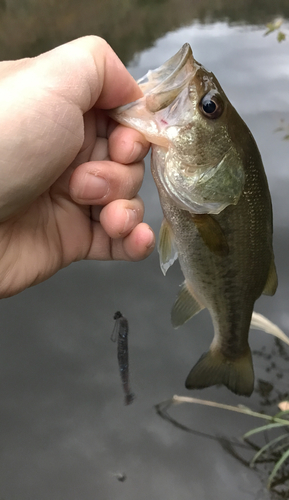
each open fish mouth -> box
[111,43,198,146]
[137,43,192,94]
[137,43,195,112]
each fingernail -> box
[130,141,144,163]
[122,209,137,234]
[80,173,109,200]
[146,228,155,249]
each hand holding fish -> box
[0,36,154,298]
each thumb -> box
[33,35,142,111]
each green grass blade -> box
[250,433,289,466]
[274,409,289,419]
[274,438,289,454]
[267,447,289,489]
[244,422,287,439]
[163,396,289,424]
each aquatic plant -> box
[156,395,289,490]
[264,18,286,42]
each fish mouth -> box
[111,43,197,145]
[138,43,194,109]
[138,43,192,92]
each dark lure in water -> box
[111,311,135,405]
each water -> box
[0,7,289,500]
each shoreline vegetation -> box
[0,0,289,61]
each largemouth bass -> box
[111,44,278,396]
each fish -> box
[111,311,135,405]
[111,44,278,397]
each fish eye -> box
[200,92,224,119]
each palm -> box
[0,110,115,297]
[0,164,92,298]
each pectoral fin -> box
[171,281,204,328]
[158,218,178,275]
[262,257,278,296]
[191,214,229,257]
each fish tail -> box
[185,345,254,397]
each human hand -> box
[0,36,154,298]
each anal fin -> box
[171,281,204,328]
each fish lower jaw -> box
[111,108,170,147]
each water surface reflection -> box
[1,0,289,60]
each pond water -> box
[0,6,289,500]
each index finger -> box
[109,124,150,165]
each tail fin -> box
[185,346,254,397]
